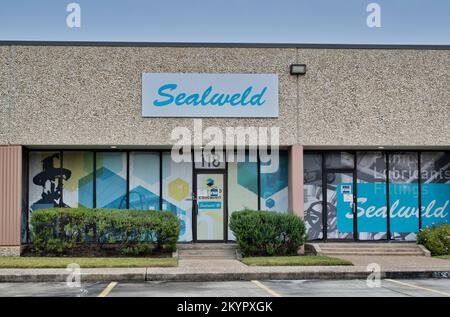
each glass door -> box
[325,171,356,240]
[194,173,225,241]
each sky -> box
[0,0,449,45]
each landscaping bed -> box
[21,243,173,258]
[229,209,307,257]
[417,223,449,256]
[0,257,177,268]
[29,208,180,257]
[241,255,353,266]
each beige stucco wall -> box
[298,49,450,146]
[0,45,449,147]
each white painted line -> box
[251,280,281,297]
[385,279,450,297]
[97,282,118,297]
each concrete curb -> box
[0,268,147,283]
[417,244,431,257]
[144,270,450,282]
[0,269,449,282]
[0,272,146,283]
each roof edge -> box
[0,41,449,50]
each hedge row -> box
[30,208,180,255]
[417,223,450,256]
[229,209,307,256]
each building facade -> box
[0,45,449,255]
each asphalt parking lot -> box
[0,279,449,297]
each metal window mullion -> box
[26,149,30,244]
[257,148,261,210]
[353,151,358,241]
[322,152,327,241]
[386,152,390,241]
[93,151,97,208]
[418,151,422,230]
[126,151,130,209]
[159,151,163,211]
[59,150,64,208]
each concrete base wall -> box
[0,246,21,257]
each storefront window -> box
[303,153,323,240]
[420,152,450,227]
[303,150,449,241]
[227,151,258,240]
[27,151,65,243]
[95,152,127,209]
[129,152,160,210]
[389,152,419,241]
[356,152,387,240]
[29,152,63,212]
[326,171,354,240]
[260,150,288,213]
[325,151,354,169]
[62,151,94,208]
[162,152,193,242]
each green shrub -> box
[30,208,180,255]
[417,223,450,256]
[229,209,307,256]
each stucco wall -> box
[298,49,450,146]
[0,45,449,147]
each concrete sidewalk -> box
[0,256,449,282]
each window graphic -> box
[227,152,258,240]
[27,151,65,242]
[62,151,94,208]
[420,152,450,228]
[162,152,193,242]
[260,151,288,213]
[328,171,353,240]
[95,152,127,209]
[304,151,449,241]
[129,152,160,210]
[389,153,419,241]
[356,151,387,240]
[325,152,354,169]
[304,153,323,240]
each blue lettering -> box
[153,84,176,107]
[241,87,253,105]
[201,86,213,105]
[152,84,269,108]
[185,93,200,105]
[250,87,267,106]
[229,93,241,106]
[174,93,187,105]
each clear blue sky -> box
[0,0,449,45]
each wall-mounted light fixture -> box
[290,64,306,75]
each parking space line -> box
[251,280,281,297]
[97,282,118,297]
[385,279,450,297]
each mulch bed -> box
[20,244,173,258]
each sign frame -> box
[142,73,279,118]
